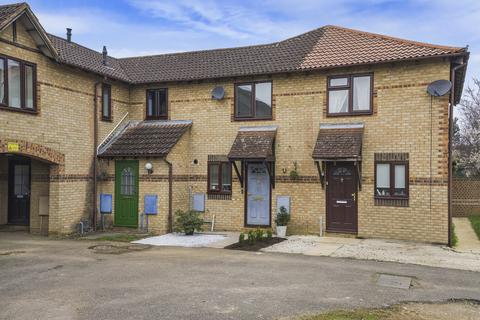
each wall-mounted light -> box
[145,162,153,175]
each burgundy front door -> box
[326,162,357,233]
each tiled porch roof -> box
[97,120,192,158]
[228,126,277,161]
[312,123,364,160]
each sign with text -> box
[7,142,19,152]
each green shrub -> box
[275,206,290,226]
[248,230,256,245]
[239,233,245,243]
[468,216,480,240]
[173,210,203,235]
[266,229,273,239]
[255,228,265,241]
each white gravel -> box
[132,233,226,247]
[263,235,480,272]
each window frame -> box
[374,160,409,200]
[234,80,273,121]
[101,83,112,121]
[327,73,373,117]
[207,161,232,195]
[0,54,37,114]
[145,88,168,120]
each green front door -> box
[115,160,139,227]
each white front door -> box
[246,163,270,226]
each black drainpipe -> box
[163,158,173,232]
[93,80,102,230]
[449,60,467,246]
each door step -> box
[324,231,357,238]
[0,225,29,232]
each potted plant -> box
[275,206,290,238]
[173,210,203,235]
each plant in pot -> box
[275,206,290,238]
[173,209,203,235]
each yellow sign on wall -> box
[7,142,19,152]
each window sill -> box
[327,111,372,117]
[233,117,273,122]
[0,105,38,115]
[101,117,113,122]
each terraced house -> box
[0,2,469,244]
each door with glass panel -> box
[8,158,31,225]
[326,162,357,233]
[114,160,139,227]
[246,162,271,226]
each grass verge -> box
[296,309,387,320]
[93,234,146,242]
[468,216,480,240]
[451,223,458,247]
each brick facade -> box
[0,12,454,243]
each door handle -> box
[351,193,356,202]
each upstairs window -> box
[0,55,36,112]
[375,160,409,199]
[146,88,168,120]
[327,73,372,116]
[101,83,112,121]
[235,81,272,120]
[208,161,232,194]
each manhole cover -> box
[376,274,412,289]
[88,244,150,254]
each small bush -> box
[255,228,265,241]
[468,216,480,240]
[266,229,273,239]
[248,230,256,245]
[239,233,245,243]
[451,223,458,247]
[173,210,203,235]
[275,206,290,226]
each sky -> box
[2,0,479,87]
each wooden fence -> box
[452,178,480,216]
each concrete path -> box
[453,217,480,254]
[0,232,479,320]
[262,235,480,272]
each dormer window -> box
[0,55,37,113]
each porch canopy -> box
[97,120,192,158]
[312,123,364,189]
[228,126,277,189]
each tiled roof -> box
[98,120,192,158]
[0,2,25,30]
[47,34,130,82]
[312,123,364,160]
[228,126,277,161]
[118,25,466,84]
[0,3,469,95]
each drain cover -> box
[376,274,412,289]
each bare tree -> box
[454,78,480,177]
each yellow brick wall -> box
[0,18,451,242]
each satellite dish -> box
[212,86,225,100]
[427,80,452,97]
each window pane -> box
[221,163,232,192]
[8,59,21,108]
[157,89,167,116]
[329,77,348,87]
[353,76,371,111]
[209,164,219,191]
[235,84,252,117]
[24,65,34,109]
[147,90,155,116]
[328,90,349,113]
[102,85,110,118]
[255,82,272,118]
[0,58,4,104]
[376,163,390,196]
[394,165,407,196]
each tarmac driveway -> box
[0,232,479,320]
